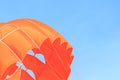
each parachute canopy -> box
[0,18,74,80]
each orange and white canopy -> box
[0,19,74,80]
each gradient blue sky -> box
[0,0,120,80]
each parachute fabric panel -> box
[0,18,74,80]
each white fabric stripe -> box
[0,28,19,41]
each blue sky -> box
[0,0,120,80]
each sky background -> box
[0,0,120,80]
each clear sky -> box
[0,0,120,80]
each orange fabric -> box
[0,18,74,80]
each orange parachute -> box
[0,18,74,80]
